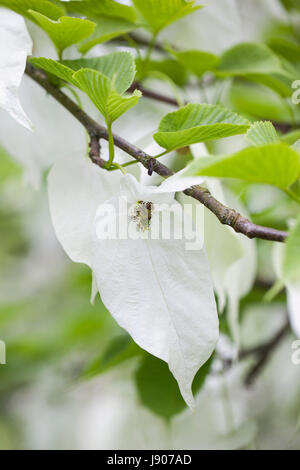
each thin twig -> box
[25,62,288,243]
[241,320,290,385]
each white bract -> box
[179,143,256,345]
[273,243,300,338]
[0,8,32,129]
[48,155,219,407]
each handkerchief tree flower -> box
[1,0,300,422]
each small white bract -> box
[0,8,32,129]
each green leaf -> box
[65,0,137,22]
[227,79,300,124]
[30,52,141,122]
[281,130,300,145]
[283,216,300,282]
[218,42,295,97]
[28,10,95,57]
[268,37,300,64]
[183,143,300,189]
[0,0,64,20]
[135,353,213,421]
[246,122,280,146]
[280,0,300,12]
[218,43,286,76]
[83,334,142,379]
[135,58,188,86]
[153,104,250,151]
[132,0,202,35]
[169,49,220,77]
[74,68,141,122]
[79,17,136,54]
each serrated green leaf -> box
[74,68,141,121]
[246,122,279,146]
[283,217,300,282]
[218,43,286,76]
[132,0,202,35]
[218,42,295,97]
[135,353,213,421]
[83,334,142,379]
[135,58,188,86]
[153,104,250,151]
[65,0,137,22]
[28,10,95,57]
[169,49,220,77]
[0,0,64,20]
[183,143,300,189]
[30,52,141,121]
[79,17,136,54]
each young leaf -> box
[132,0,202,35]
[135,353,213,421]
[73,69,141,122]
[30,52,141,122]
[154,104,250,151]
[184,144,300,189]
[65,0,137,22]
[169,49,220,78]
[135,58,188,86]
[283,216,300,283]
[0,0,64,21]
[28,10,95,58]
[246,122,280,146]
[79,17,136,54]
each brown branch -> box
[25,62,288,243]
[129,81,180,107]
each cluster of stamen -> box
[131,200,153,232]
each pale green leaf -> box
[283,216,300,282]
[31,52,136,94]
[30,52,140,121]
[73,68,141,121]
[184,143,300,189]
[227,80,300,124]
[218,43,286,76]
[170,49,220,77]
[246,122,279,146]
[132,0,202,34]
[0,0,64,20]
[154,104,250,151]
[218,42,295,97]
[65,0,137,22]
[28,10,95,57]
[79,17,136,54]
[135,58,188,86]
[282,130,300,145]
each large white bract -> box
[0,8,32,129]
[48,155,219,407]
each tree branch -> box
[25,62,288,243]
[241,320,290,385]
